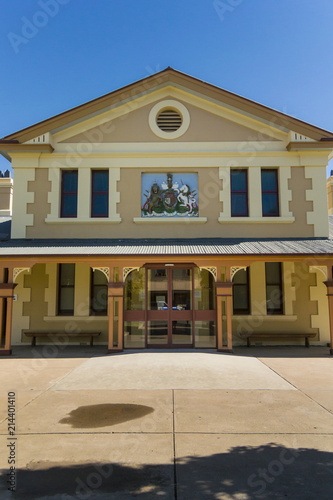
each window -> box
[261,169,279,216]
[91,170,109,218]
[90,269,108,315]
[265,262,283,315]
[233,268,250,314]
[231,169,248,216]
[61,170,78,218]
[58,264,75,315]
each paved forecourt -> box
[0,347,332,499]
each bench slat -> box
[239,332,316,348]
[24,331,101,347]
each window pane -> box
[92,270,105,285]
[233,268,250,314]
[147,321,168,344]
[59,288,74,313]
[194,268,215,310]
[172,320,192,345]
[92,286,108,313]
[266,285,283,313]
[172,269,192,310]
[262,193,278,216]
[92,194,108,217]
[231,193,247,216]
[93,171,108,192]
[231,170,247,191]
[265,263,281,284]
[261,170,277,191]
[60,264,75,286]
[62,194,77,217]
[125,269,145,311]
[63,171,78,192]
[195,321,216,348]
[233,269,247,284]
[148,269,168,310]
[124,321,145,348]
[233,285,249,312]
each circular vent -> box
[156,109,182,132]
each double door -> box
[147,265,193,347]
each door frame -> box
[145,263,195,348]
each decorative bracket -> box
[123,267,140,281]
[199,267,217,281]
[13,268,31,282]
[92,267,110,281]
[231,266,247,281]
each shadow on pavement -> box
[1,444,333,499]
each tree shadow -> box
[1,443,333,499]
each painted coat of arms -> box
[141,173,198,217]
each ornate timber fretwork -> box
[92,267,110,281]
[123,267,140,281]
[13,268,31,282]
[309,266,328,279]
[230,266,247,281]
[199,267,217,282]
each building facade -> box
[1,68,333,355]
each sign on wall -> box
[141,173,198,217]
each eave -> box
[0,143,54,154]
[287,141,333,151]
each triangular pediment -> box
[58,94,280,144]
[3,68,333,144]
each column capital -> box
[215,282,233,297]
[324,280,333,295]
[0,283,17,298]
[108,282,125,297]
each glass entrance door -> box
[147,266,193,347]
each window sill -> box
[218,217,295,224]
[43,316,108,321]
[133,217,207,224]
[233,315,297,321]
[45,217,121,224]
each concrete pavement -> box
[0,346,332,499]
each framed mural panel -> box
[141,173,198,217]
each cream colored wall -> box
[22,163,319,239]
[11,163,36,238]
[232,262,318,346]
[60,100,278,144]
[305,166,329,237]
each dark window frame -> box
[231,169,248,217]
[60,170,78,218]
[261,169,279,217]
[91,170,109,218]
[57,264,75,316]
[265,262,283,315]
[232,267,250,315]
[90,269,108,316]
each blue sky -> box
[1,0,333,173]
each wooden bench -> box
[24,331,101,347]
[240,332,317,348]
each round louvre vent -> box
[156,109,182,132]
[149,100,190,139]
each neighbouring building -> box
[1,67,333,355]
